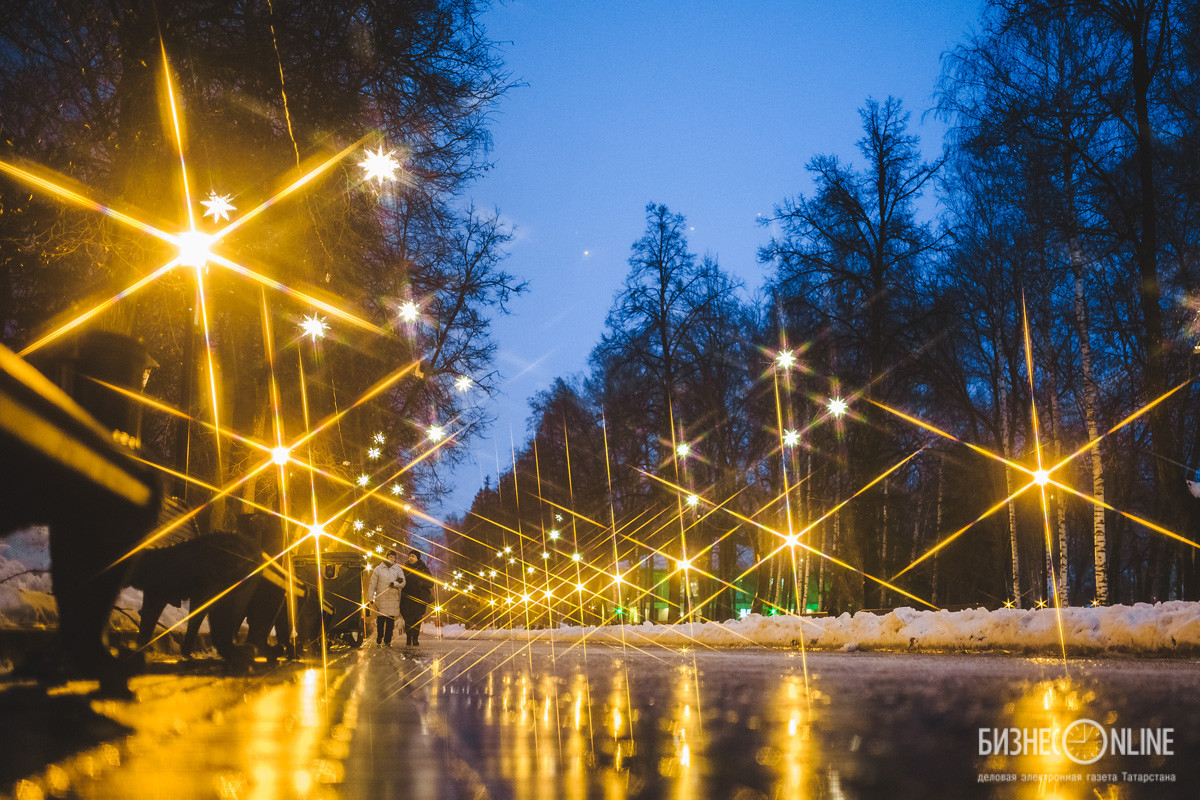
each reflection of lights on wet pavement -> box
[13,642,1194,798]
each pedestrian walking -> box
[367,550,405,645]
[400,550,433,646]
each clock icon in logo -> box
[1062,719,1107,765]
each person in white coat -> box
[368,550,406,645]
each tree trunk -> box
[1067,237,1109,604]
[933,454,943,606]
[1001,382,1021,606]
[1051,389,1070,606]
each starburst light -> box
[300,314,328,341]
[176,230,214,269]
[358,147,402,184]
[398,301,421,323]
[201,192,236,222]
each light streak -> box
[17,262,179,357]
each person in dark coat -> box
[400,550,433,646]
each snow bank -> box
[434,602,1200,654]
[0,528,194,634]
[6,530,1199,654]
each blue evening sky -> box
[443,1,983,515]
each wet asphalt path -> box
[4,638,1200,799]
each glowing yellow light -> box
[309,524,325,539]
[391,484,403,495]
[526,566,535,574]
[488,570,497,577]
[541,551,550,559]
[571,552,581,562]
[455,375,473,392]
[508,558,515,565]
[299,314,328,341]
[398,301,420,323]
[548,529,560,540]
[785,534,799,547]
[375,545,383,553]
[521,594,531,603]
[372,432,385,444]
[433,605,443,614]
[176,230,214,268]
[1034,469,1050,486]
[357,474,370,487]
[504,546,512,554]
[1036,599,1048,608]
[427,425,446,442]
[676,442,691,458]
[775,349,796,369]
[1004,600,1015,608]
[270,446,290,465]
[686,494,700,508]
[678,557,692,570]
[353,519,364,531]
[201,192,236,222]
[828,397,849,417]
[576,582,585,593]
[368,446,381,459]
[358,147,401,184]
[782,429,800,448]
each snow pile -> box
[435,602,1200,654]
[0,528,192,634]
[6,529,1199,654]
[0,528,54,628]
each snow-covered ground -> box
[0,527,188,635]
[435,601,1200,654]
[6,527,1200,654]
